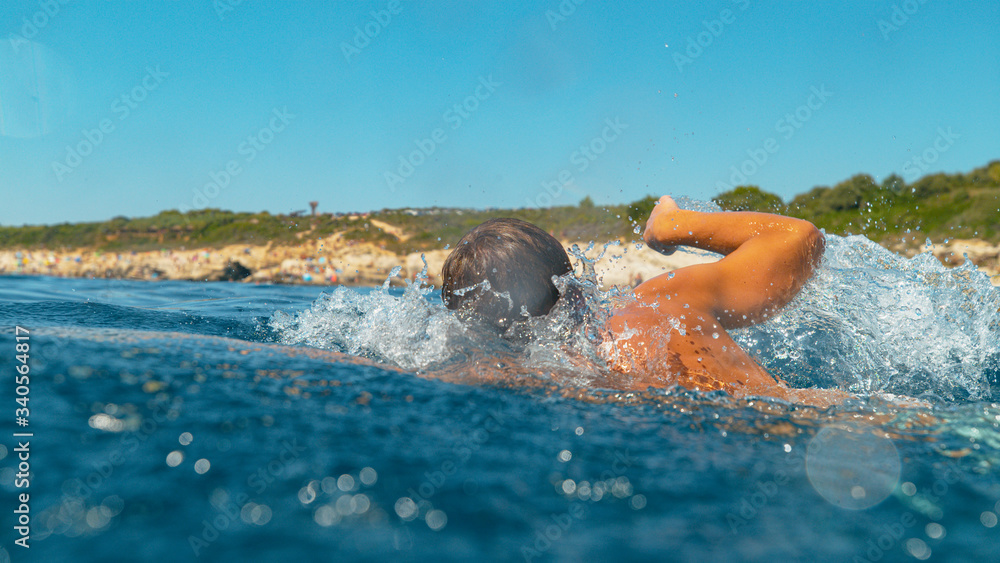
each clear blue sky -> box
[1,0,997,226]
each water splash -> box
[270,226,1000,402]
[515,272,618,387]
[674,195,723,213]
[739,234,1000,400]
[269,262,467,371]
[270,255,620,386]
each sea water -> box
[2,232,1000,562]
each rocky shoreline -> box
[2,236,998,288]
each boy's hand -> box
[643,195,681,256]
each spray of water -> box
[739,234,1000,400]
[270,224,1000,401]
[269,261,467,370]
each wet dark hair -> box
[441,218,572,331]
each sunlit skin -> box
[603,195,853,407]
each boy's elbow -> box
[798,221,825,266]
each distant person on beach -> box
[441,195,848,405]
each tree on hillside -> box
[881,174,906,195]
[788,186,829,214]
[626,196,658,225]
[989,161,1000,184]
[827,174,882,211]
[789,174,885,216]
[712,186,785,213]
[911,173,953,199]
[962,161,1000,186]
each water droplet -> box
[86,506,111,529]
[905,538,931,560]
[298,484,317,504]
[338,474,356,492]
[353,493,371,514]
[395,497,418,520]
[320,477,338,493]
[359,467,378,486]
[166,451,183,467]
[314,505,339,526]
[426,509,447,531]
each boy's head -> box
[441,218,571,330]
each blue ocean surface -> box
[2,234,1000,563]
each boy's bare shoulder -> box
[603,300,731,392]
[604,295,780,396]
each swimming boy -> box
[441,196,847,405]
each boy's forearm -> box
[649,209,818,256]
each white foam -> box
[269,269,467,371]
[737,234,1000,399]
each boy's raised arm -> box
[639,196,825,329]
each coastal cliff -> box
[3,161,998,287]
[3,236,998,288]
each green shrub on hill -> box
[2,160,997,251]
[712,186,785,213]
[714,160,1000,242]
